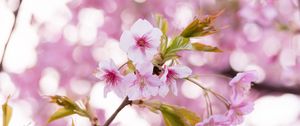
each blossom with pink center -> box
[95,59,126,97]
[126,63,163,100]
[196,115,229,126]
[159,65,192,96]
[120,19,162,63]
[229,70,258,102]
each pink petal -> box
[147,75,163,86]
[171,65,192,78]
[127,46,149,63]
[144,85,159,97]
[169,80,178,96]
[158,84,169,97]
[229,70,258,87]
[144,47,158,60]
[147,28,163,49]
[103,84,111,97]
[136,62,154,75]
[99,59,118,71]
[130,19,153,36]
[127,85,142,100]
[120,31,135,52]
[160,66,169,82]
[122,73,136,86]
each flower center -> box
[137,38,147,47]
[104,71,119,85]
[167,69,176,81]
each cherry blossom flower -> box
[226,100,254,125]
[229,70,258,102]
[159,65,192,96]
[95,59,126,97]
[196,115,229,126]
[126,63,163,100]
[120,19,162,63]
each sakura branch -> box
[47,12,258,126]
[0,0,23,72]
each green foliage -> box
[162,36,191,62]
[155,14,168,35]
[145,101,201,126]
[2,97,12,126]
[156,11,223,65]
[155,14,169,55]
[192,43,222,52]
[48,108,75,123]
[180,11,222,38]
[48,95,90,124]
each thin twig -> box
[118,61,128,70]
[0,0,23,72]
[103,96,131,126]
[186,78,230,108]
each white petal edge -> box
[120,30,135,52]
[130,19,154,36]
[172,65,192,78]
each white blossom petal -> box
[127,85,142,100]
[120,30,135,52]
[136,62,154,75]
[130,19,153,36]
[127,47,147,63]
[159,84,169,97]
[172,65,192,78]
[147,28,163,48]
[169,79,178,96]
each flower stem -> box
[118,61,128,70]
[0,0,23,72]
[185,78,230,109]
[103,96,131,126]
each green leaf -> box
[192,43,222,52]
[155,14,168,35]
[180,18,217,38]
[162,36,191,62]
[145,101,201,126]
[180,10,223,38]
[160,34,168,54]
[50,95,77,109]
[48,95,91,124]
[159,104,201,126]
[2,97,12,126]
[48,108,75,123]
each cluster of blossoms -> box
[196,71,258,126]
[95,19,192,100]
[95,18,258,126]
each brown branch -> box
[0,0,23,72]
[103,96,132,126]
[221,68,300,95]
